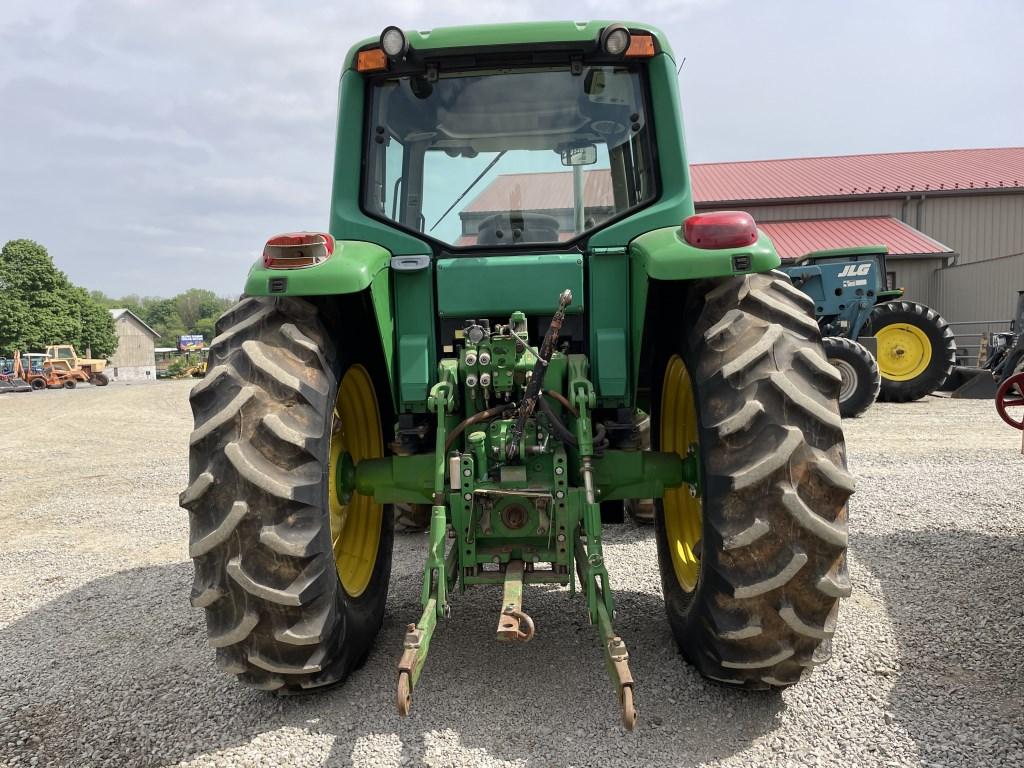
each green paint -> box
[243,240,390,296]
[590,449,684,500]
[588,247,630,405]
[370,267,396,405]
[393,260,437,410]
[589,53,694,249]
[435,255,584,318]
[627,229,781,397]
[631,228,781,282]
[355,454,434,504]
[329,71,431,255]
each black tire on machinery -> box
[866,300,956,402]
[180,295,393,692]
[998,347,1024,386]
[822,336,880,418]
[652,270,853,688]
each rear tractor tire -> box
[393,502,432,532]
[181,296,393,692]
[652,271,852,688]
[822,336,880,418]
[867,300,955,402]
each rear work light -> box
[380,26,408,59]
[682,211,758,250]
[263,232,335,269]
[599,24,631,55]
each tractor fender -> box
[628,228,782,404]
[630,227,780,282]
[243,240,390,296]
[243,240,397,408]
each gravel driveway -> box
[1,381,1022,767]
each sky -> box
[1,0,1022,298]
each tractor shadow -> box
[0,532,783,768]
[854,529,1024,766]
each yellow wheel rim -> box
[328,365,384,598]
[659,355,702,592]
[875,324,932,381]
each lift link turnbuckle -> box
[397,371,456,718]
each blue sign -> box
[178,335,205,351]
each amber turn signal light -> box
[625,34,656,57]
[357,48,388,73]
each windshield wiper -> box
[429,150,507,233]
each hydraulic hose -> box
[544,389,578,417]
[538,393,578,448]
[443,404,509,454]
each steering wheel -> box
[995,372,1024,430]
[476,212,560,246]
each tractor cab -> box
[361,51,657,251]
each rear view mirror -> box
[560,145,597,166]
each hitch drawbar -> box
[382,291,690,731]
[496,560,535,642]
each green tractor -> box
[181,22,852,729]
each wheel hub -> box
[334,451,356,506]
[328,365,384,599]
[875,323,932,381]
[832,358,857,402]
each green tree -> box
[0,240,115,357]
[140,297,186,341]
[175,288,225,332]
[0,271,31,354]
[195,316,217,340]
[72,287,118,357]
[1,240,233,357]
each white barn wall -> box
[108,313,158,382]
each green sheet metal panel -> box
[393,260,437,410]
[435,255,584,319]
[588,247,629,403]
[243,239,391,296]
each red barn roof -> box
[465,170,613,213]
[691,147,1024,204]
[759,217,954,261]
[461,147,1024,214]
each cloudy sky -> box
[1,0,1021,297]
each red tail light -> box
[263,232,335,269]
[682,211,758,249]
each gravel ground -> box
[1,381,1022,767]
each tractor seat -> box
[476,212,560,246]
